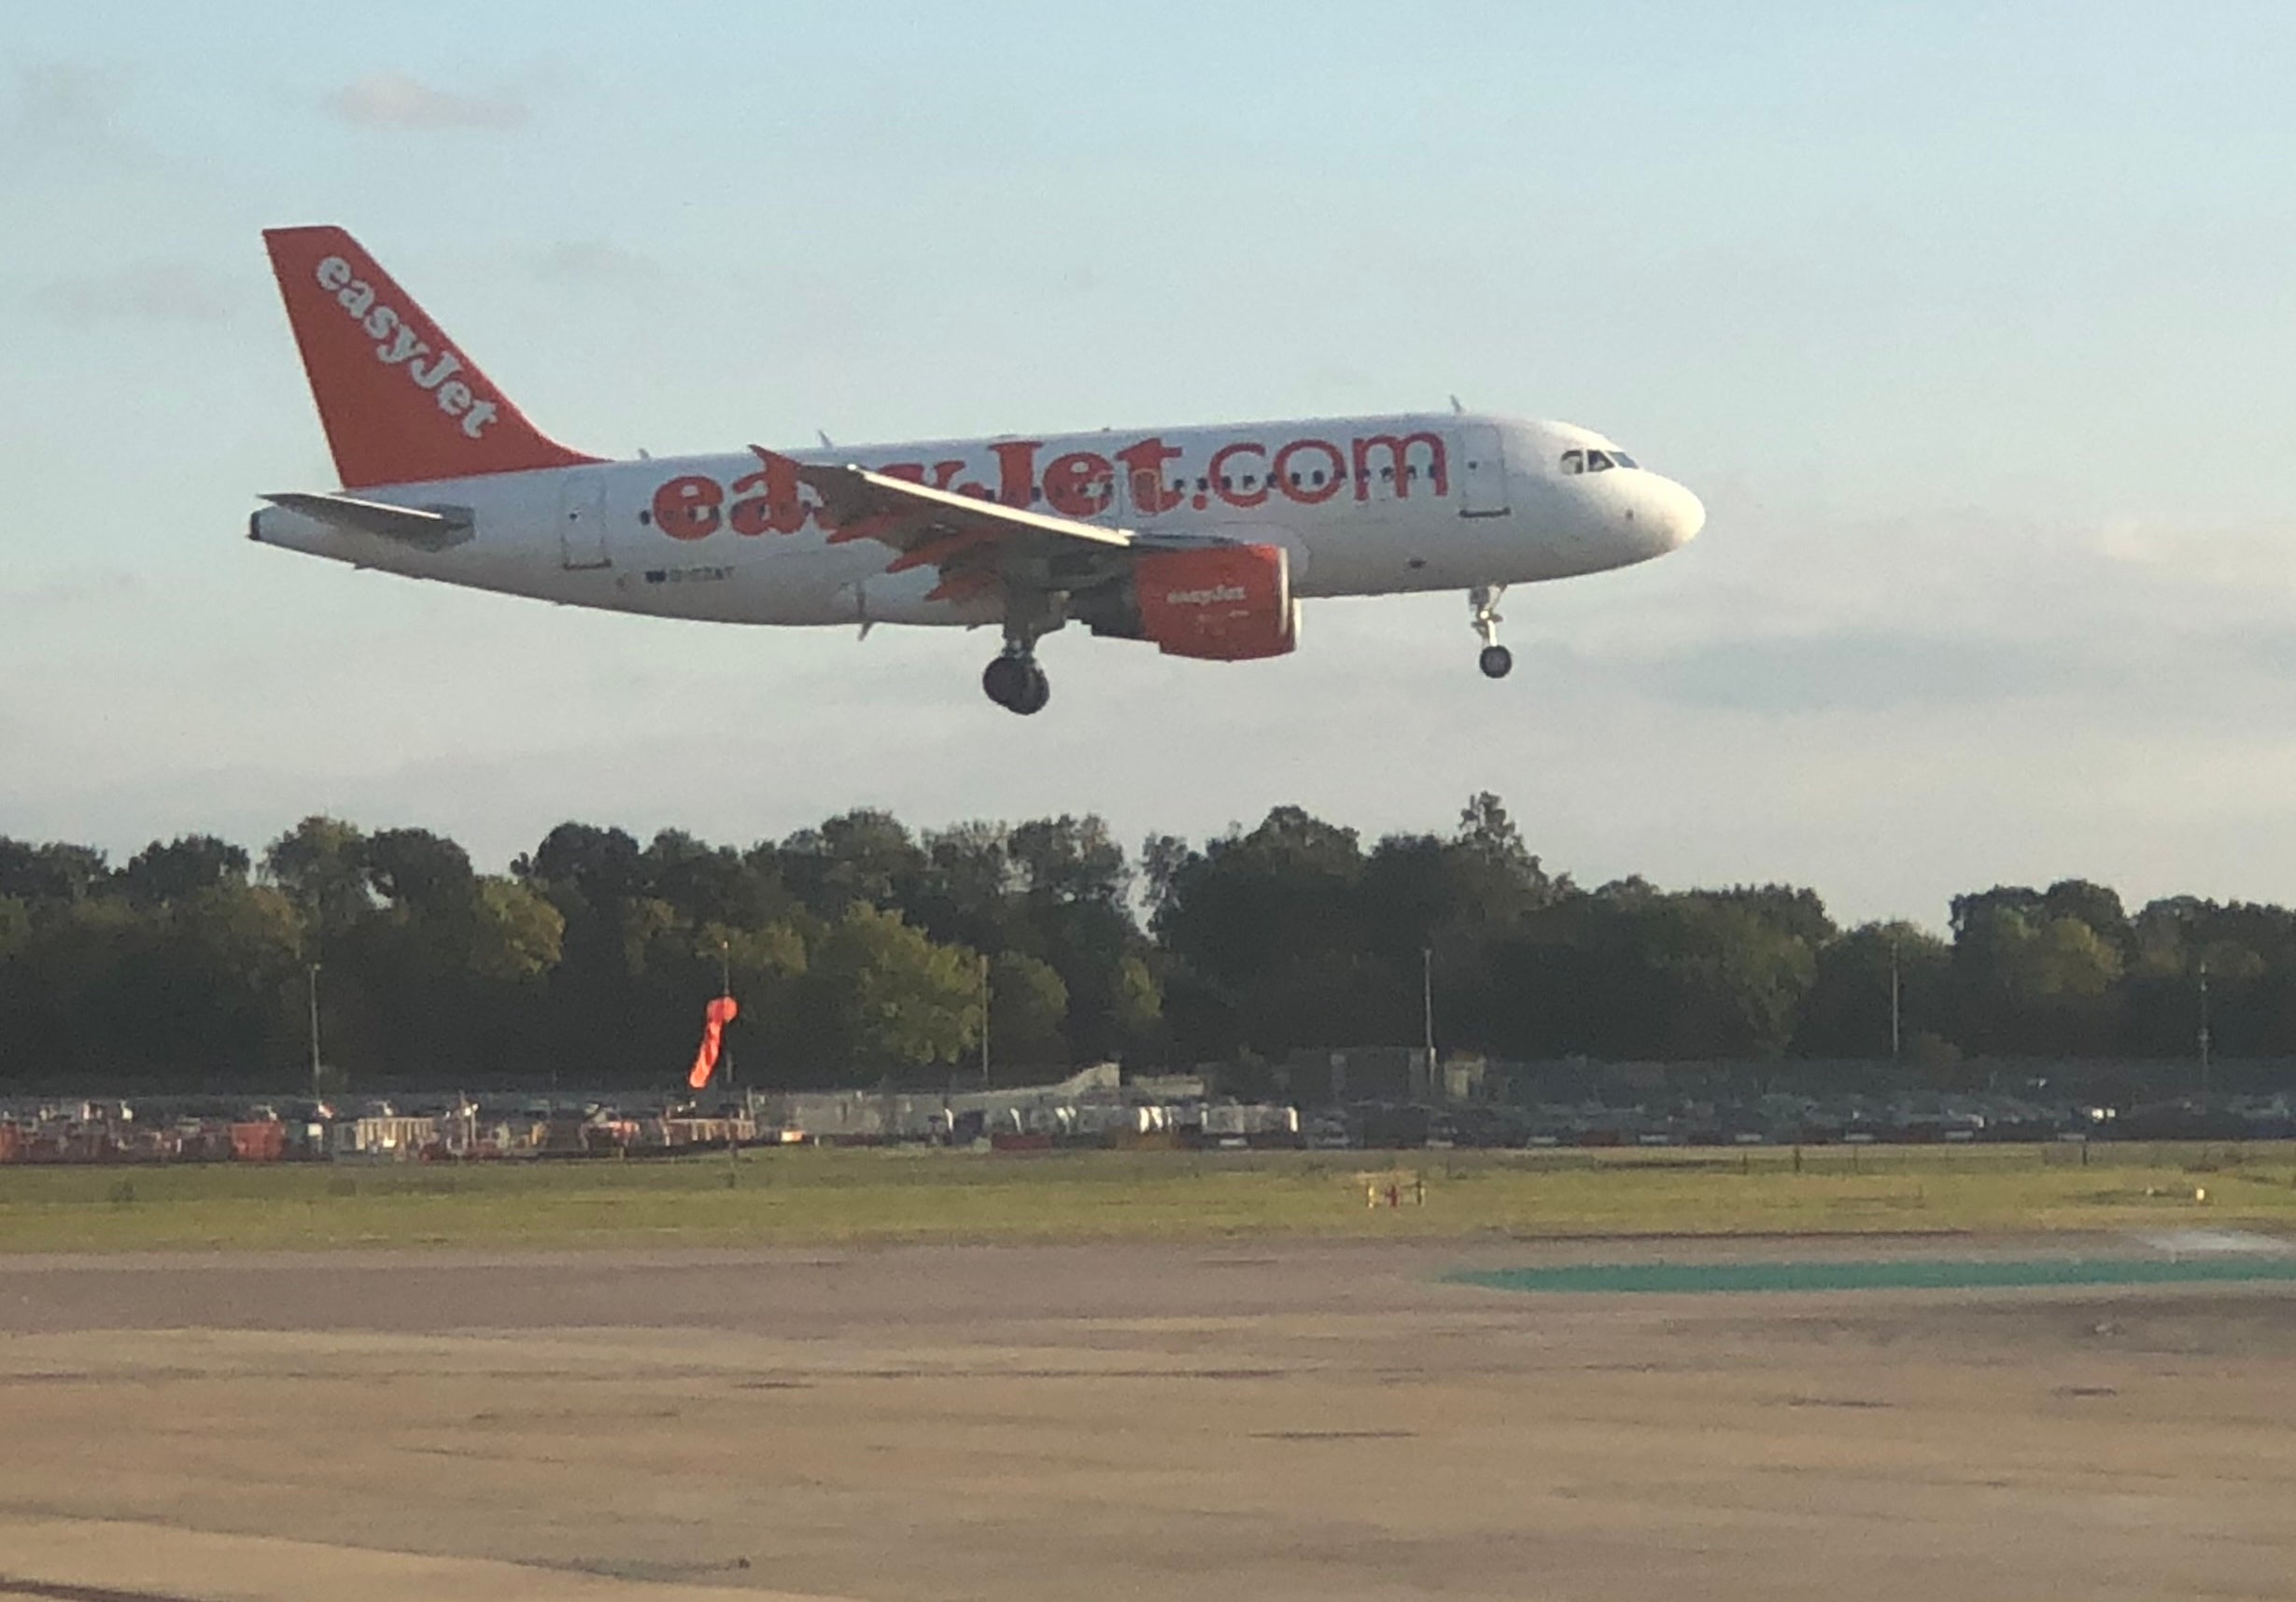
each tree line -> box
[0,795,2283,1095]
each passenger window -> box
[1196,477,1208,492]
[1219,476,1232,491]
[1245,474,1258,488]
[1310,471,1325,486]
[1560,450,1584,475]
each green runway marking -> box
[1453,1256,2296,1295]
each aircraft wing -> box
[754,446,1132,603]
[261,492,474,552]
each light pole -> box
[1421,946,1436,1096]
[306,963,323,1100]
[2198,958,2212,1109]
[720,938,740,1163]
[717,939,735,1102]
[1888,934,1902,1064]
[979,953,993,1088]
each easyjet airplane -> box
[250,227,1704,714]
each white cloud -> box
[2096,516,2296,596]
[32,261,234,325]
[323,72,526,132]
[6,61,137,165]
[529,240,660,286]
[0,571,144,614]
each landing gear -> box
[984,591,1059,715]
[982,650,1050,715]
[1470,584,1512,679]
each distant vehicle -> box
[250,227,1704,713]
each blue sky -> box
[2,1,2292,925]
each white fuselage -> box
[250,411,1703,631]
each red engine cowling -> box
[1128,543,1299,661]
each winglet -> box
[263,226,598,488]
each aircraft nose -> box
[1646,476,1705,550]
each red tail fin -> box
[262,225,597,488]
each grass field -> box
[2,1142,2294,1252]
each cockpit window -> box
[1563,446,1641,475]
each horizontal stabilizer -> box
[262,492,473,551]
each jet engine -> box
[1078,542,1300,661]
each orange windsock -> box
[688,995,740,1089]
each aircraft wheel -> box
[1478,644,1514,680]
[1014,662,1051,715]
[982,653,1032,710]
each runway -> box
[3,1236,2292,1600]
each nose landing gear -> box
[982,649,1050,715]
[1470,584,1512,679]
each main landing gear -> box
[983,595,1056,716]
[1470,583,1512,679]
[982,649,1050,715]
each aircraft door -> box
[1458,425,1510,518]
[558,471,613,569]
[1129,465,1166,525]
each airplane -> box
[249,227,1704,714]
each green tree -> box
[1484,885,1823,1061]
[642,829,791,929]
[519,823,647,1082]
[2041,878,2133,958]
[1153,807,1374,1057]
[7,896,168,1086]
[778,810,925,918]
[698,920,807,1000]
[160,883,308,1079]
[1455,790,1559,913]
[1107,952,1166,1063]
[806,905,981,1081]
[1644,894,1819,1058]
[2125,897,2296,1059]
[1008,814,1129,906]
[1794,920,1951,1059]
[0,840,109,904]
[470,878,566,984]
[522,822,642,902]
[1953,895,2125,1054]
[120,835,251,906]
[362,827,475,914]
[907,821,1020,952]
[989,950,1069,1072]
[1138,832,1191,916]
[262,817,372,949]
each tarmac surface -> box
[2,1234,2293,1601]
